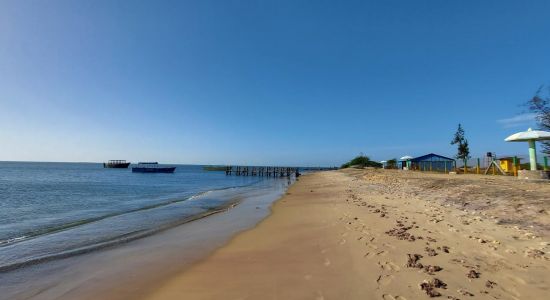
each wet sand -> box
[147,169,550,300]
[0,186,287,300]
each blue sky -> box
[1,0,549,166]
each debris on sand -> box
[431,278,447,288]
[525,249,545,259]
[420,278,447,297]
[467,270,480,279]
[406,254,424,268]
[485,280,496,288]
[425,247,438,256]
[437,245,450,253]
[420,284,441,297]
[386,225,416,242]
[424,265,443,274]
[457,289,474,296]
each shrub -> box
[341,155,382,169]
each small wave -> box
[0,181,264,248]
[0,203,236,273]
[0,236,28,246]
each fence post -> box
[544,156,548,171]
[513,156,518,176]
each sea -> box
[0,162,293,272]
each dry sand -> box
[145,169,550,300]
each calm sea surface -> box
[0,162,291,271]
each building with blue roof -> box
[410,153,456,172]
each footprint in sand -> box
[378,261,401,271]
[505,274,527,285]
[382,294,407,300]
[503,290,522,300]
[315,291,325,300]
[339,238,347,245]
[324,258,331,266]
[364,252,376,259]
[367,243,379,250]
[382,243,396,249]
[376,274,394,286]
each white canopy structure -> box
[504,128,550,170]
[399,155,413,161]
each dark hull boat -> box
[132,162,176,173]
[132,167,176,173]
[104,160,131,168]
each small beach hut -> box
[380,161,388,169]
[398,156,413,169]
[410,153,455,172]
[498,156,521,174]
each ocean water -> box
[0,162,291,271]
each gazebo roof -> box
[505,128,550,142]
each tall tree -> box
[527,86,550,154]
[451,124,470,171]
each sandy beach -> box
[3,2,550,299]
[146,169,550,300]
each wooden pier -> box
[225,166,300,177]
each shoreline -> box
[0,174,289,272]
[0,202,238,273]
[145,169,550,300]
[0,177,292,300]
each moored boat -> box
[132,162,176,173]
[103,160,131,168]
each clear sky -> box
[1,0,549,166]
